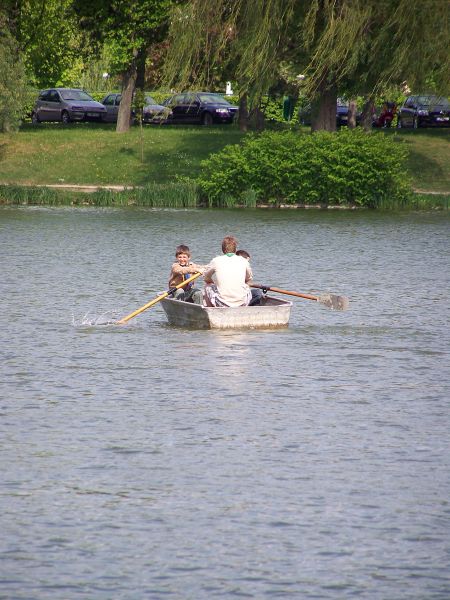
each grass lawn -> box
[0,122,448,192]
[0,122,245,187]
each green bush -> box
[196,129,412,207]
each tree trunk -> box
[361,97,375,132]
[116,54,138,133]
[348,99,357,129]
[252,106,265,131]
[135,48,146,91]
[311,84,337,132]
[238,93,249,132]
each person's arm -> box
[245,264,253,283]
[190,262,206,274]
[171,263,201,276]
[203,263,215,284]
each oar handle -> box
[250,283,319,302]
[117,272,202,324]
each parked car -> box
[161,92,238,125]
[397,95,450,128]
[32,88,106,124]
[101,93,167,123]
[337,100,361,126]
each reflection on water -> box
[1,207,449,599]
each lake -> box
[1,206,449,599]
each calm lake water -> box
[1,207,449,599]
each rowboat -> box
[160,296,292,329]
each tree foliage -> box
[164,0,450,131]
[73,0,172,131]
[4,0,81,88]
[0,17,29,132]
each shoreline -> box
[0,182,448,210]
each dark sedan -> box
[397,95,450,128]
[32,88,106,124]
[162,92,238,125]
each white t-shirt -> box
[204,254,252,307]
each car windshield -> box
[198,93,231,105]
[144,96,157,105]
[60,90,94,101]
[416,95,450,108]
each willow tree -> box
[163,0,450,132]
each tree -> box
[3,0,82,88]
[163,0,450,132]
[0,16,29,132]
[73,0,172,132]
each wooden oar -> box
[116,272,202,324]
[250,283,349,311]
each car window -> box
[115,95,122,105]
[198,93,230,105]
[48,91,60,103]
[60,90,94,101]
[405,98,416,108]
[145,96,157,105]
[419,95,449,108]
[173,94,186,105]
[103,95,115,106]
[184,93,198,104]
[39,90,50,101]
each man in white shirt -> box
[203,236,252,307]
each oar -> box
[116,272,202,324]
[250,283,349,311]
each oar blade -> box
[318,293,349,311]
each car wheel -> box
[31,112,40,125]
[61,110,71,124]
[201,112,213,126]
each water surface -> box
[1,207,449,599]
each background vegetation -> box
[0,124,448,208]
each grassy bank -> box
[0,123,245,186]
[0,123,448,206]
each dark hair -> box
[222,235,237,254]
[175,244,191,257]
[236,249,250,259]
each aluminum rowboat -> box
[161,296,292,329]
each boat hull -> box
[161,296,292,329]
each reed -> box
[0,182,200,208]
[377,193,449,210]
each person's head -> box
[236,249,250,261]
[175,244,191,266]
[222,235,237,254]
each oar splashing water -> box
[115,272,202,325]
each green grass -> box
[0,122,448,196]
[0,122,245,186]
[387,128,450,193]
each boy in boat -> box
[236,249,263,306]
[169,244,204,304]
[203,236,252,307]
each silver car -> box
[32,88,107,124]
[101,92,167,123]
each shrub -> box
[196,129,412,207]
